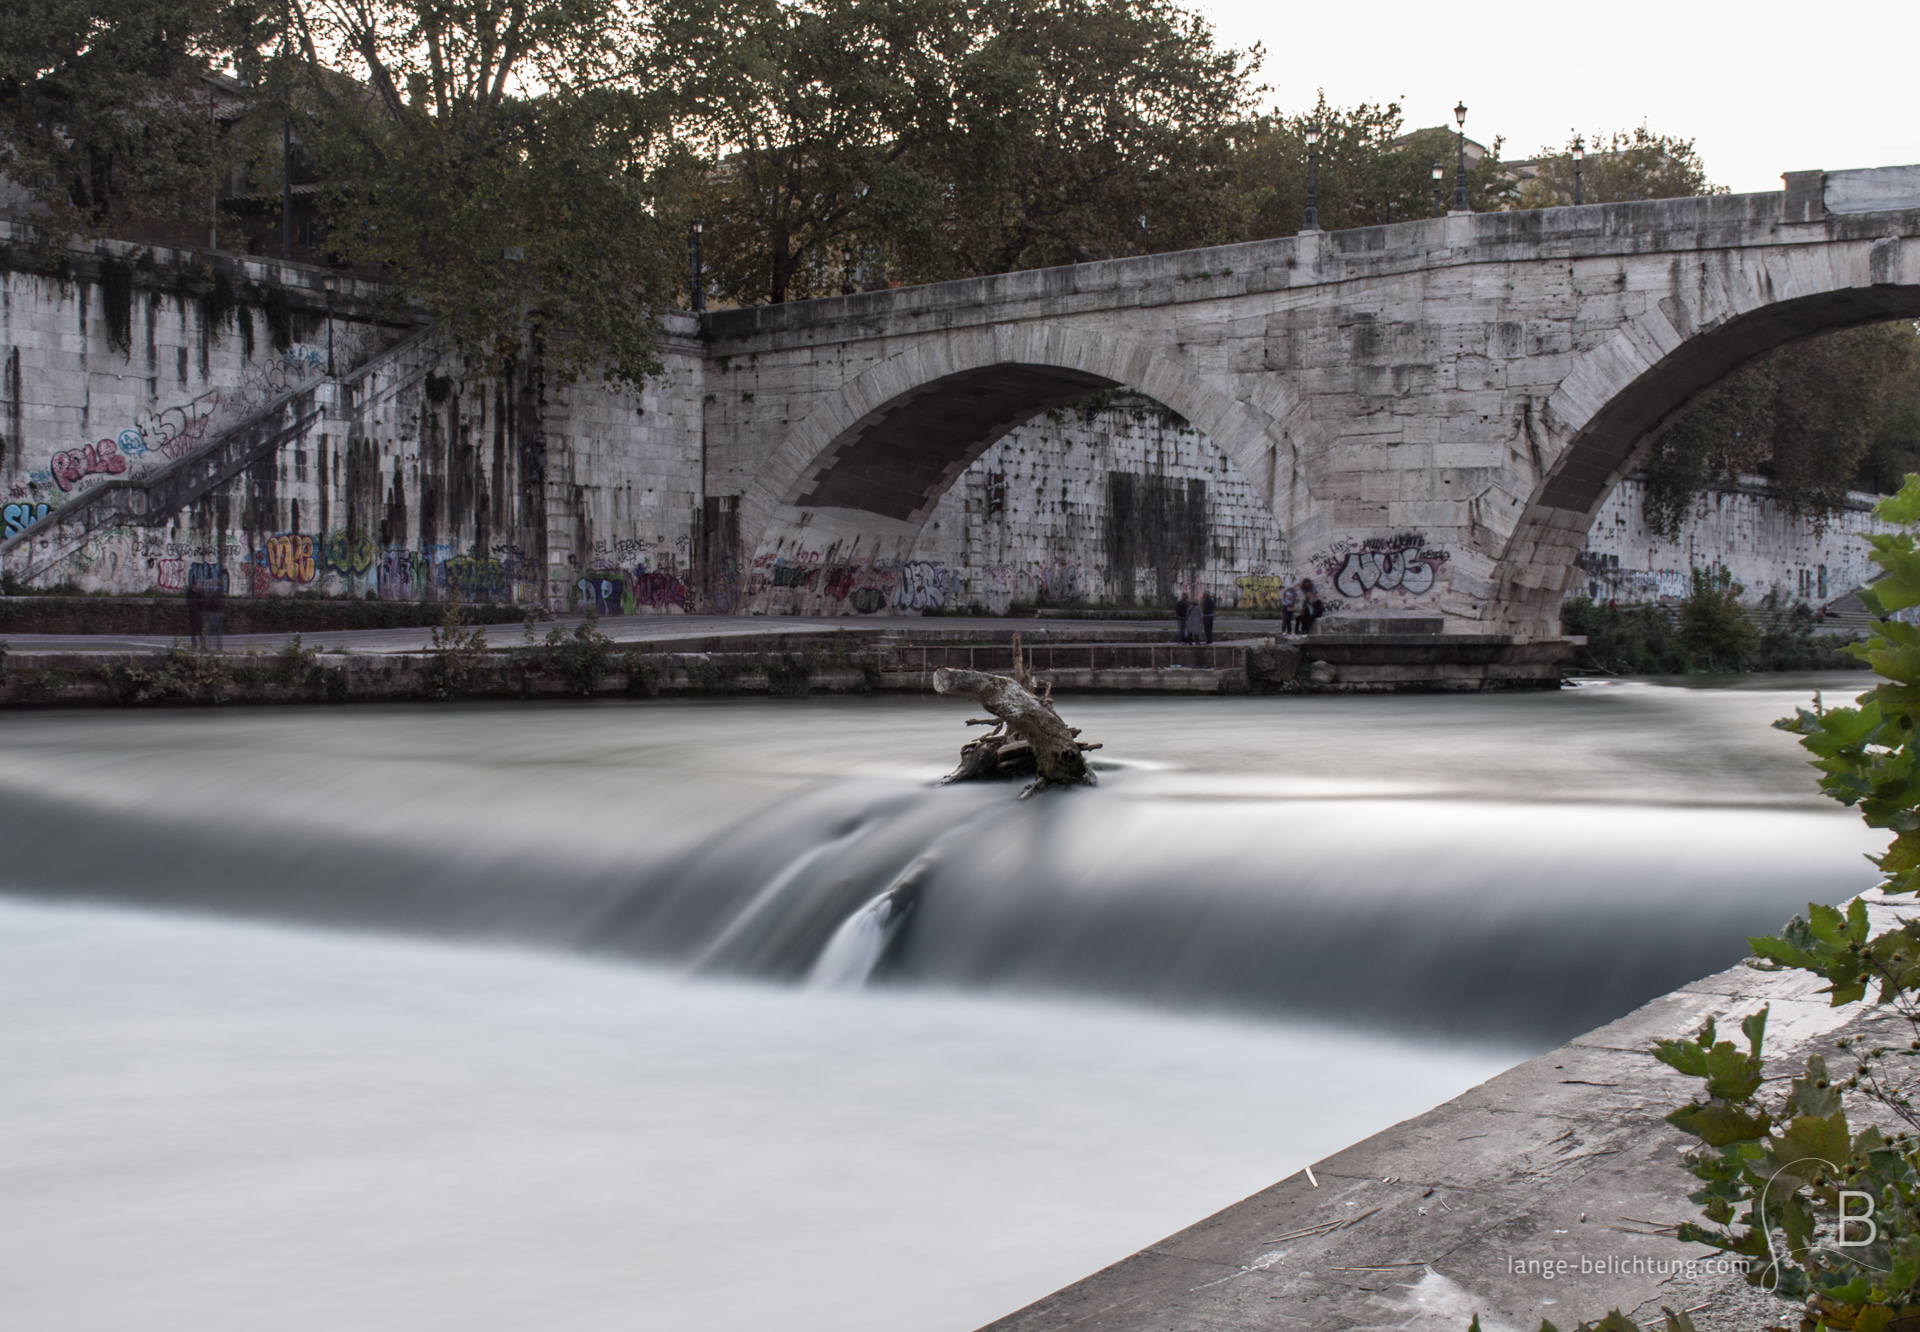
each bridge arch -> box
[1489,238,1920,637]
[737,325,1305,598]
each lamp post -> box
[1571,136,1585,205]
[1302,122,1321,232]
[842,247,855,296]
[1452,101,1470,212]
[320,272,336,376]
[688,220,705,313]
[1431,161,1444,218]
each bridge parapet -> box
[700,168,1920,639]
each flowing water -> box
[0,675,1885,1330]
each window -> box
[296,218,321,249]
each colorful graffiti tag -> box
[264,534,316,584]
[2,502,51,539]
[1234,574,1284,609]
[50,439,128,491]
[321,529,377,577]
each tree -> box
[654,0,1260,304]
[1224,97,1510,239]
[929,0,1259,278]
[648,0,954,306]
[1643,320,1920,537]
[265,0,682,390]
[0,0,250,246]
[1512,126,1721,208]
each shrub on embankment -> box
[1563,580,1868,675]
[0,595,529,637]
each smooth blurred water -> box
[0,674,1886,1330]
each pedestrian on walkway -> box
[202,570,226,650]
[1201,589,1216,643]
[1174,590,1192,643]
[185,575,206,648]
[1280,580,1303,635]
[1184,589,1205,645]
[1297,578,1323,635]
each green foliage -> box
[1678,567,1760,672]
[0,0,245,246]
[425,598,489,698]
[659,0,1260,303]
[535,610,614,695]
[270,0,681,390]
[98,257,134,356]
[1562,595,1690,674]
[110,642,236,703]
[1229,100,1511,238]
[1644,321,1920,537]
[1469,1307,1697,1332]
[1755,593,1870,672]
[1513,127,1723,209]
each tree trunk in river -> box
[932,650,1100,795]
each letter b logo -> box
[1838,1191,1878,1247]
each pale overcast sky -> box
[1197,0,1919,195]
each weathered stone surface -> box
[5,171,1919,634]
[973,895,1920,1332]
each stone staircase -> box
[0,326,438,587]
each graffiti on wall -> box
[743,551,962,615]
[264,534,316,584]
[1234,574,1284,609]
[894,561,950,611]
[321,529,377,577]
[1316,534,1448,601]
[50,439,129,492]
[3,502,50,538]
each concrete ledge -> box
[977,895,1920,1332]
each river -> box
[0,674,1883,1331]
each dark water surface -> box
[0,675,1881,1330]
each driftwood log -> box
[933,634,1100,795]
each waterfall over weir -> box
[0,683,1885,1045]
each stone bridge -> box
[702,165,1920,638]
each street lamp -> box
[320,272,336,376]
[1452,101,1470,213]
[1302,122,1321,232]
[1571,135,1585,205]
[688,220,705,313]
[1431,161,1444,218]
[842,247,855,296]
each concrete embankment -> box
[978,895,1920,1332]
[0,619,1579,706]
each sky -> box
[1196,0,1920,195]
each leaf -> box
[1667,1100,1771,1147]
[1789,1056,1843,1118]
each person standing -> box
[1297,578,1322,635]
[203,569,226,651]
[1280,580,1303,635]
[1174,590,1192,644]
[1201,589,1216,644]
[1184,591,1204,645]
[185,573,206,648]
